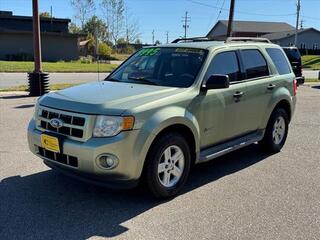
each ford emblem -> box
[50,118,63,129]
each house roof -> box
[262,28,320,40]
[0,11,70,23]
[208,20,295,36]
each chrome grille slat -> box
[36,107,88,140]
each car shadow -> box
[14,104,35,109]
[311,85,320,89]
[0,94,30,99]
[0,144,271,239]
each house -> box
[0,11,81,61]
[207,20,295,39]
[262,28,320,53]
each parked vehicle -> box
[28,37,297,198]
[282,46,305,85]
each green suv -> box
[28,38,297,198]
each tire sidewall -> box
[265,108,289,152]
[146,133,191,198]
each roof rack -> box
[225,37,271,43]
[171,37,216,43]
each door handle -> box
[267,84,276,90]
[233,91,244,98]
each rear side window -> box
[206,51,242,82]
[266,48,291,75]
[241,50,269,79]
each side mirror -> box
[202,74,230,90]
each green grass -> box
[0,83,80,92]
[302,55,320,70]
[0,61,118,73]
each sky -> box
[0,0,319,44]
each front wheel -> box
[144,132,191,198]
[260,108,289,153]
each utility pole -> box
[152,30,155,45]
[166,31,169,44]
[227,0,235,37]
[295,0,301,46]
[182,11,190,39]
[28,0,49,96]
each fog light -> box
[97,154,118,169]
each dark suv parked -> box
[282,47,304,85]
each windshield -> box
[106,47,207,87]
[283,48,301,62]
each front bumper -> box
[27,119,149,187]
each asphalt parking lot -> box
[0,85,319,240]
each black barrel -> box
[28,72,49,96]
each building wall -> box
[273,30,320,50]
[0,32,79,61]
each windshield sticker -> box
[175,48,204,55]
[139,48,161,56]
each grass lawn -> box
[0,61,118,73]
[302,55,320,70]
[0,83,80,92]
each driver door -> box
[198,50,248,149]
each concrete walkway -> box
[0,72,110,89]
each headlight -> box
[93,116,134,137]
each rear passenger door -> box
[239,48,277,132]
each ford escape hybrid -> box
[28,37,296,198]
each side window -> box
[266,48,291,75]
[206,51,241,82]
[241,49,269,79]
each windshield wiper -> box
[105,77,120,82]
[128,77,158,85]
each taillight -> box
[293,78,297,96]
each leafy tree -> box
[69,22,81,33]
[86,33,96,55]
[98,43,112,56]
[83,16,109,42]
[70,0,95,28]
[40,12,51,18]
[155,40,161,45]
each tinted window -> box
[206,51,241,82]
[266,48,291,75]
[241,50,269,79]
[283,48,301,61]
[106,47,207,88]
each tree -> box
[100,0,125,44]
[124,7,140,43]
[69,22,81,33]
[155,40,161,45]
[83,16,109,42]
[98,43,112,57]
[70,0,95,28]
[86,33,96,55]
[40,12,51,18]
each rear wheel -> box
[144,132,191,198]
[260,108,289,153]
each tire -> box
[144,132,191,198]
[260,108,289,153]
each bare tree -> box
[100,0,125,44]
[125,7,141,43]
[70,0,95,29]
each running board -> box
[198,130,264,163]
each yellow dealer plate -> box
[41,134,60,153]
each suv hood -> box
[39,81,185,115]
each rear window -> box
[241,50,269,79]
[266,48,291,75]
[283,48,301,61]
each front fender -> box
[132,106,200,178]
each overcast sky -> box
[1,0,319,44]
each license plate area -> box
[41,134,61,153]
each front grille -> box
[37,146,78,167]
[37,107,86,139]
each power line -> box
[187,0,296,17]
[216,0,226,21]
